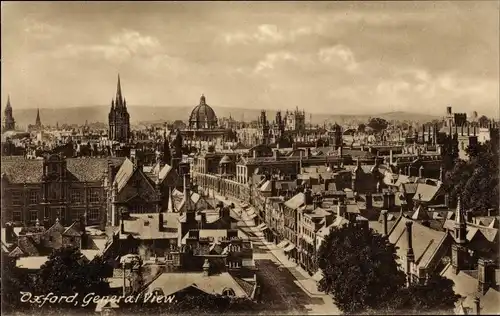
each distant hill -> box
[11,106,440,128]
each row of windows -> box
[11,208,100,222]
[9,189,101,205]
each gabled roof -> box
[284,192,305,210]
[62,222,83,237]
[260,180,272,192]
[389,217,449,272]
[113,158,135,192]
[411,205,430,220]
[413,183,443,202]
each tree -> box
[317,223,460,314]
[357,123,366,133]
[1,252,32,313]
[478,115,489,127]
[394,273,460,313]
[367,117,388,133]
[34,247,111,297]
[317,223,406,314]
[445,140,499,213]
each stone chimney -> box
[418,165,424,178]
[366,192,373,210]
[200,212,207,228]
[203,259,210,277]
[5,222,14,244]
[478,258,496,294]
[389,149,393,165]
[273,149,280,161]
[381,210,388,236]
[337,202,347,218]
[466,210,473,223]
[304,188,313,205]
[475,297,481,315]
[405,221,415,285]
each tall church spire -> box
[35,108,42,127]
[116,74,122,100]
[3,94,15,131]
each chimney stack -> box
[389,149,393,165]
[366,192,373,210]
[337,201,347,218]
[478,258,496,294]
[419,165,424,178]
[5,222,14,244]
[475,297,481,315]
[381,210,388,236]
[466,210,473,223]
[405,221,415,285]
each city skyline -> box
[1,1,499,117]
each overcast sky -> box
[1,1,499,116]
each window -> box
[30,210,38,222]
[11,191,22,205]
[88,208,100,221]
[166,254,173,261]
[29,191,38,205]
[89,189,100,203]
[13,211,21,222]
[71,190,82,203]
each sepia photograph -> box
[1,1,499,315]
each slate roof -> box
[413,183,443,202]
[284,192,305,210]
[389,217,449,273]
[443,220,499,243]
[119,213,179,240]
[1,157,125,184]
[1,157,44,183]
[113,158,135,192]
[147,272,249,298]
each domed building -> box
[188,95,218,129]
[179,95,236,149]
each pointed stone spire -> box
[35,108,42,127]
[116,74,123,105]
[6,94,11,109]
[111,98,115,110]
[455,196,467,244]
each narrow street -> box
[212,191,340,315]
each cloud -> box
[254,51,301,73]
[318,45,359,72]
[24,18,63,39]
[50,29,162,63]
[110,29,160,54]
[223,23,322,45]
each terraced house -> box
[1,154,124,228]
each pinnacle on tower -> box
[6,94,11,109]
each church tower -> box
[108,74,131,143]
[3,95,15,131]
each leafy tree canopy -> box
[367,117,389,133]
[317,223,460,314]
[34,246,111,296]
[445,140,499,213]
[317,223,406,314]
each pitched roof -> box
[389,217,449,272]
[66,158,124,182]
[147,272,249,298]
[411,205,430,220]
[119,213,179,240]
[284,192,305,210]
[413,183,443,202]
[260,180,272,192]
[1,157,44,183]
[113,158,135,192]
